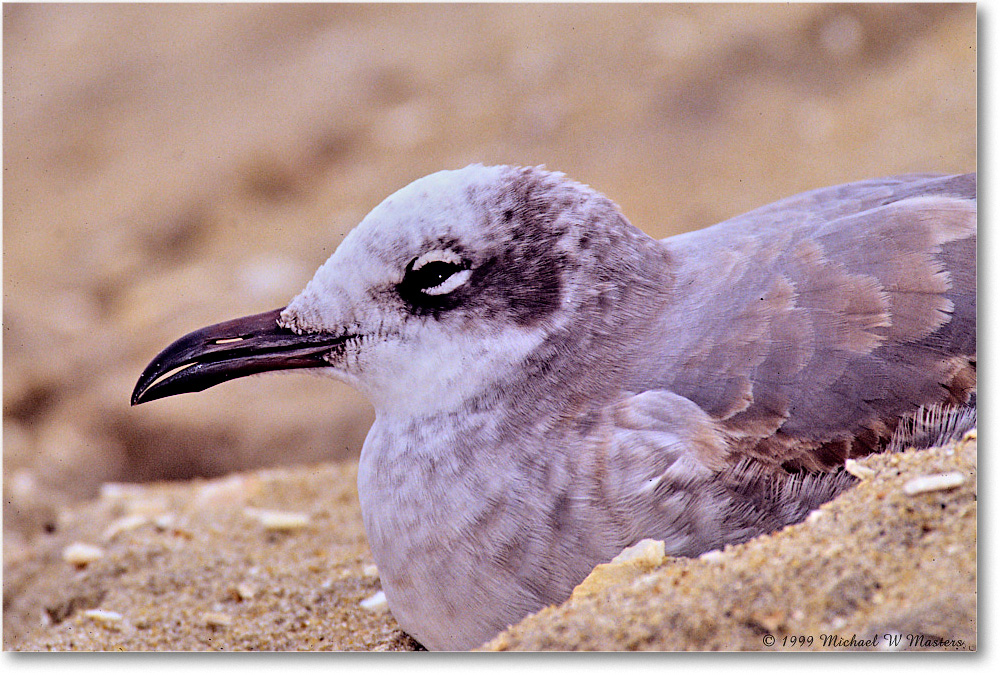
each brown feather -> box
[653,174,976,472]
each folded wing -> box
[647,174,976,471]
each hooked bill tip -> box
[130,307,348,406]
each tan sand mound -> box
[4,434,975,651]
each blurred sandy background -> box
[3,3,976,542]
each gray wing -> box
[644,173,976,471]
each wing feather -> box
[643,173,976,471]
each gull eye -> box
[401,250,472,299]
[410,261,463,292]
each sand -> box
[3,433,976,651]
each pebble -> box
[360,591,389,612]
[844,459,876,480]
[9,470,37,499]
[902,472,966,496]
[245,508,310,531]
[202,611,234,628]
[234,583,257,601]
[83,609,124,627]
[611,538,665,565]
[62,542,104,566]
[153,513,177,531]
[102,514,149,541]
[698,549,725,563]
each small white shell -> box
[62,542,105,566]
[202,612,234,628]
[360,590,389,612]
[83,609,124,627]
[844,459,876,480]
[245,508,310,531]
[611,538,665,565]
[102,514,149,541]
[902,472,966,496]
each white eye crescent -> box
[424,268,472,295]
[413,249,464,269]
[407,249,472,296]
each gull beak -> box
[131,308,348,405]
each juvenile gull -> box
[132,165,977,650]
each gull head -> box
[132,165,662,416]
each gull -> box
[132,165,976,650]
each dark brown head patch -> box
[398,167,586,328]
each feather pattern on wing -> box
[642,173,976,472]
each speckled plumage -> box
[133,165,976,650]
